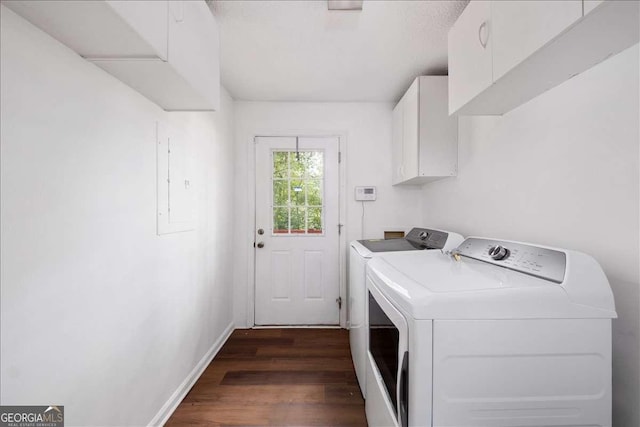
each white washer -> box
[366,237,617,427]
[349,228,463,398]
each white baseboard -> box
[147,322,235,427]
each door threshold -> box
[253,325,342,329]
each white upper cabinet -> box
[448,1,493,116]
[401,79,420,181]
[105,0,169,60]
[4,0,220,111]
[166,1,220,111]
[584,1,605,15]
[448,0,640,116]
[492,1,582,81]
[392,101,405,185]
[392,77,457,186]
[3,1,168,59]
[94,1,220,110]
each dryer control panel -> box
[405,228,449,250]
[456,238,566,284]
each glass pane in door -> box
[271,150,324,235]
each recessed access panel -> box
[157,121,195,235]
[433,318,612,427]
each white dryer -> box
[366,237,617,427]
[349,228,463,398]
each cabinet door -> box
[402,79,420,181]
[391,101,404,185]
[5,1,169,59]
[584,0,605,15]
[492,0,582,81]
[107,0,168,60]
[448,1,492,115]
[418,76,457,179]
[168,0,220,110]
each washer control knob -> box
[489,245,508,260]
[419,231,429,240]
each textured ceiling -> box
[211,0,469,102]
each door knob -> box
[257,228,264,235]
[257,242,265,248]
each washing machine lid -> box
[350,240,374,258]
[356,238,420,253]
[367,237,617,320]
[352,227,464,255]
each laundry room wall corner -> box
[0,6,237,426]
[420,45,640,427]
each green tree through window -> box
[272,151,324,234]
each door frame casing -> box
[246,130,347,328]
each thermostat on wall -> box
[355,186,377,201]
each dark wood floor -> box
[166,328,367,426]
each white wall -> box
[420,46,640,427]
[232,102,423,327]
[0,7,235,426]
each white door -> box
[254,136,340,325]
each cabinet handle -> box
[478,21,489,48]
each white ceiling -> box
[211,0,469,102]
